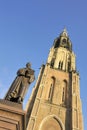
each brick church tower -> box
[26,29,84,130]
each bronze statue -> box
[5,63,35,103]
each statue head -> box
[26,62,31,68]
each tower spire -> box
[63,27,68,34]
[60,27,68,37]
[53,28,72,51]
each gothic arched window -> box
[58,61,63,70]
[62,80,67,105]
[48,77,55,102]
[50,59,55,68]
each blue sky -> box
[0,0,87,129]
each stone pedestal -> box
[0,99,26,130]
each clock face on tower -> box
[61,38,69,50]
[62,38,67,44]
[61,38,67,47]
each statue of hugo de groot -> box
[5,63,35,103]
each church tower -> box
[26,29,84,130]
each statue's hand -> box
[29,75,35,83]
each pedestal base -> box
[0,99,26,130]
